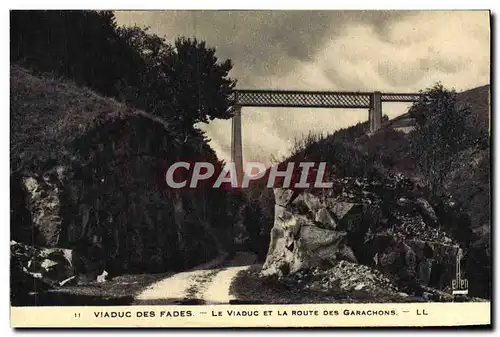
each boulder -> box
[22,172,64,247]
[262,189,356,276]
[274,188,297,207]
[298,225,345,251]
[415,198,439,225]
[328,201,361,221]
[291,192,322,214]
[262,223,352,276]
[96,270,109,283]
[315,208,337,230]
[10,239,111,289]
[10,241,75,287]
[326,201,364,232]
[275,206,306,235]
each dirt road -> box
[134,252,256,305]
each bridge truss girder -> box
[233,90,420,108]
[230,89,421,184]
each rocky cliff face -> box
[11,120,231,277]
[17,169,66,247]
[262,174,463,296]
[10,66,234,285]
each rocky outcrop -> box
[10,240,108,287]
[371,237,461,292]
[10,66,235,280]
[263,190,356,277]
[262,175,463,295]
[11,241,75,287]
[11,157,226,274]
[21,171,65,247]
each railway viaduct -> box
[231,89,421,180]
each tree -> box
[11,11,237,132]
[409,83,474,195]
[10,11,144,97]
[115,28,237,129]
[167,37,236,126]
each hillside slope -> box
[10,65,236,305]
[244,84,490,299]
[458,84,490,134]
[385,84,490,134]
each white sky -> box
[115,10,490,164]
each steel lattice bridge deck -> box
[232,89,421,108]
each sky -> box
[115,10,490,165]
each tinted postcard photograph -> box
[9,9,491,328]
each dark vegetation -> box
[408,84,488,195]
[10,10,241,282]
[10,11,236,127]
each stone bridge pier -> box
[369,91,382,134]
[231,105,244,184]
